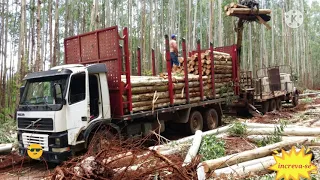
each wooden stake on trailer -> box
[137,47,141,76]
[210,42,216,99]
[152,48,156,76]
[197,39,204,101]
[165,35,174,106]
[182,38,190,103]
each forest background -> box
[0,0,319,120]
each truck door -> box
[66,71,90,145]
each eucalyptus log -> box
[131,97,203,112]
[128,92,169,102]
[174,87,211,94]
[229,8,272,15]
[231,3,248,8]
[174,92,201,99]
[182,130,202,167]
[247,135,317,144]
[132,102,171,112]
[132,98,170,108]
[246,127,320,136]
[200,138,308,173]
[149,125,231,153]
[130,86,169,94]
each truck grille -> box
[18,118,54,131]
[22,133,49,151]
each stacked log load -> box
[122,75,206,112]
[121,51,234,113]
[176,50,234,99]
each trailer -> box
[16,26,239,163]
[239,65,299,114]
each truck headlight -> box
[55,138,61,146]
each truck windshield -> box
[21,76,68,105]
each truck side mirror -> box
[54,83,66,105]
[20,86,25,100]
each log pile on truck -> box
[121,74,207,112]
[178,50,234,99]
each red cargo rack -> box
[64,26,132,118]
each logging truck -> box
[239,66,299,115]
[16,26,239,163]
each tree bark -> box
[35,0,42,72]
[201,138,308,173]
[49,0,53,67]
[53,0,59,67]
[64,0,69,37]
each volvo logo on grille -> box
[25,118,42,129]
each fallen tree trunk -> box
[213,148,302,177]
[213,155,274,176]
[0,144,12,153]
[246,127,320,136]
[243,122,300,129]
[200,138,308,172]
[149,125,231,153]
[182,130,202,167]
[247,135,320,146]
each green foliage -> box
[256,120,287,147]
[300,97,313,104]
[228,121,247,137]
[199,135,225,161]
[0,118,16,144]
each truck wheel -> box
[292,94,299,107]
[261,101,269,115]
[203,108,219,130]
[187,111,203,134]
[276,98,282,111]
[269,99,277,112]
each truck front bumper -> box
[19,147,72,164]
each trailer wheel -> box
[261,101,269,115]
[203,108,219,130]
[276,98,282,111]
[269,99,277,112]
[187,111,203,134]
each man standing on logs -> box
[170,34,179,70]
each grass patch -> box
[199,135,225,161]
[228,121,247,137]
